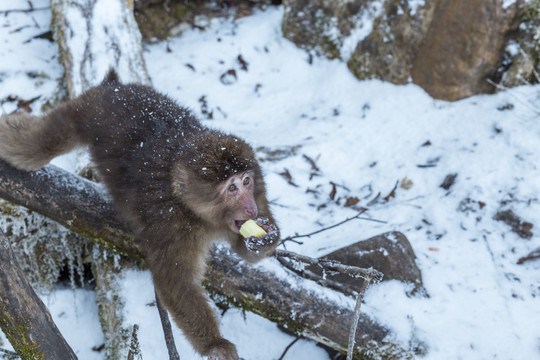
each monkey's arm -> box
[143,232,238,360]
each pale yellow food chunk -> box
[239,219,267,238]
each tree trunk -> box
[50,0,150,98]
[0,229,78,360]
[0,161,405,358]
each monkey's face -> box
[219,171,258,234]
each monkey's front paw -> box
[206,338,239,360]
[243,218,279,254]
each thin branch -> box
[517,247,540,265]
[0,7,50,14]
[127,324,142,360]
[275,255,357,296]
[274,249,384,283]
[155,290,180,360]
[278,336,301,360]
[275,246,383,360]
[281,210,387,244]
[347,276,372,360]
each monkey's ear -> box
[172,164,191,197]
[102,69,120,85]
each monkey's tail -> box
[0,103,82,171]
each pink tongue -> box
[235,220,247,230]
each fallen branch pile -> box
[0,161,402,358]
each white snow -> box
[1,1,540,360]
[408,0,425,16]
[502,0,518,10]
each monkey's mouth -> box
[234,220,248,231]
[233,218,275,235]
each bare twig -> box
[127,324,142,360]
[0,7,50,14]
[347,276,372,360]
[274,249,384,283]
[275,255,357,296]
[517,247,540,265]
[302,154,321,180]
[278,336,301,360]
[155,290,180,360]
[281,210,387,244]
[383,180,399,201]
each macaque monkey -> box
[0,70,280,360]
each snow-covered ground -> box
[1,1,539,359]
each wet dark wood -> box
[0,229,78,360]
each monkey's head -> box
[173,132,267,234]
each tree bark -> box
[0,229,78,360]
[0,161,404,358]
[50,0,150,98]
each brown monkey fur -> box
[0,70,280,360]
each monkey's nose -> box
[245,205,257,218]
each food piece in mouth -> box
[239,219,267,238]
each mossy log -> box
[0,161,405,358]
[0,229,78,360]
[0,162,136,360]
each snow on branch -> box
[275,249,384,283]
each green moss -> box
[506,0,540,86]
[523,0,540,23]
[0,316,44,360]
[67,217,144,265]
[282,5,343,60]
[207,288,307,335]
[204,272,413,359]
[0,201,28,218]
[93,247,130,360]
[347,52,374,81]
[135,3,191,41]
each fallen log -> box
[0,229,78,360]
[0,160,405,358]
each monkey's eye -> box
[228,184,237,192]
[243,177,250,186]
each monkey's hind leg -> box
[0,107,81,171]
